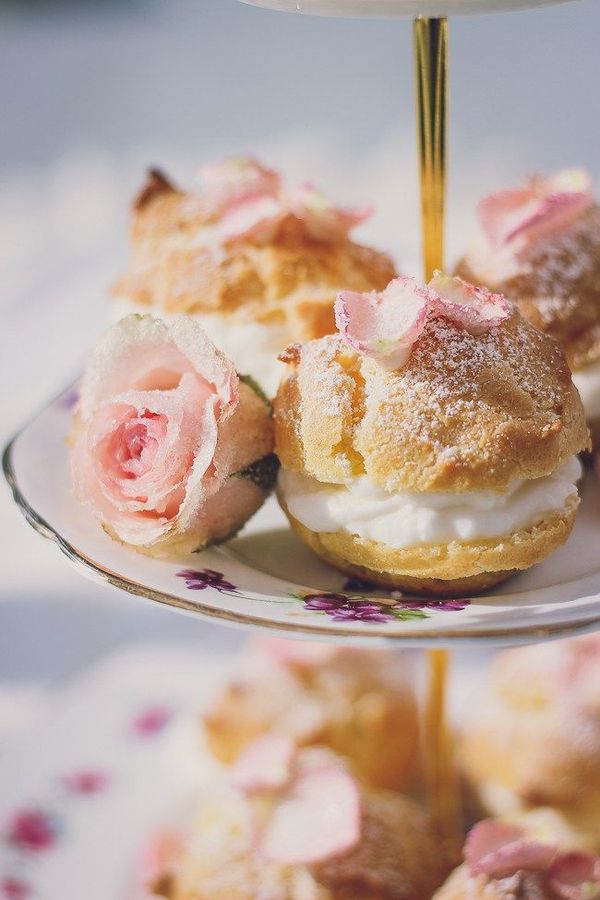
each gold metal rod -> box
[424,647,461,858]
[413,16,448,280]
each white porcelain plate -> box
[237,0,576,18]
[4,385,600,647]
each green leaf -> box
[233,453,280,492]
[391,608,428,621]
[239,373,272,411]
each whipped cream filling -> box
[572,357,600,421]
[279,456,581,549]
[111,298,287,397]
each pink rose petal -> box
[478,168,593,250]
[549,852,600,900]
[197,159,370,244]
[230,734,295,794]
[260,757,361,865]
[288,182,372,241]
[429,272,511,334]
[465,820,558,879]
[217,194,287,244]
[199,157,281,214]
[335,276,430,368]
[336,274,510,368]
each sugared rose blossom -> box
[477,168,593,251]
[335,273,510,368]
[71,315,275,555]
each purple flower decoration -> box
[400,598,470,611]
[301,592,425,624]
[302,593,352,611]
[1,878,30,900]
[132,705,174,738]
[176,568,238,595]
[61,769,110,795]
[5,809,60,853]
[58,388,79,410]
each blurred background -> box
[0,0,599,791]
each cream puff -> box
[433,817,600,899]
[455,169,600,444]
[141,737,448,900]
[460,635,600,850]
[202,637,419,791]
[274,273,589,596]
[111,158,396,396]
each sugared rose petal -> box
[197,157,371,245]
[230,734,295,794]
[199,157,281,215]
[288,182,371,241]
[478,168,593,250]
[217,195,287,244]
[336,274,510,368]
[71,315,274,553]
[465,819,558,878]
[77,314,237,418]
[335,277,431,368]
[429,272,511,335]
[549,852,600,900]
[260,754,361,865]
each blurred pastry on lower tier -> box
[274,273,589,596]
[202,638,419,791]
[460,635,600,850]
[455,169,600,444]
[111,158,396,395]
[141,737,448,900]
[433,817,600,899]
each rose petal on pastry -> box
[289,182,372,241]
[477,168,593,249]
[465,820,558,878]
[217,194,287,244]
[336,274,509,368]
[429,272,511,334]
[549,852,600,899]
[230,734,295,794]
[260,759,361,865]
[199,156,281,214]
[335,276,430,368]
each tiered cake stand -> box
[3,0,596,857]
